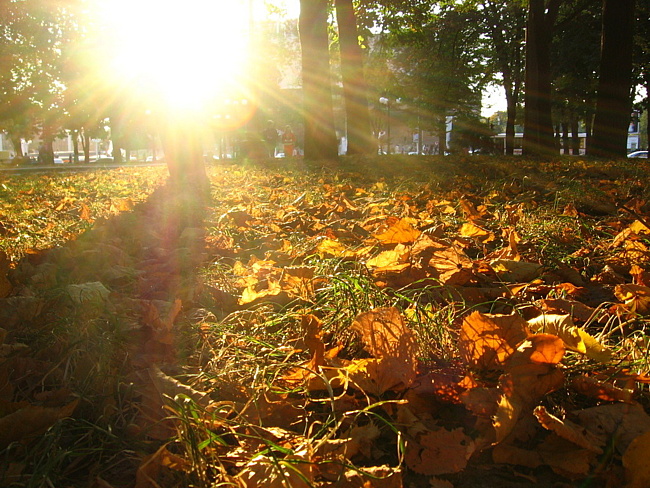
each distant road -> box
[0,162,166,174]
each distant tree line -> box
[0,0,648,184]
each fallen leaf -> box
[404,426,476,476]
[574,402,650,455]
[534,406,604,453]
[571,375,633,403]
[458,312,529,369]
[623,429,650,488]
[351,307,416,360]
[527,314,585,353]
[459,222,495,243]
[615,284,650,315]
[374,218,421,244]
[490,259,542,282]
[0,398,79,449]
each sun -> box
[100,0,252,117]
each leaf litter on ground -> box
[1,157,650,486]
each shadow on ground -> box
[0,181,209,484]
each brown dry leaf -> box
[615,284,650,315]
[427,247,474,285]
[459,222,495,243]
[366,247,411,273]
[302,314,325,366]
[537,434,595,479]
[490,259,542,282]
[0,398,79,449]
[509,334,565,367]
[330,466,402,488]
[351,307,416,360]
[404,426,476,476]
[237,449,315,488]
[527,314,586,354]
[492,442,542,468]
[534,406,604,453]
[493,375,524,443]
[135,444,191,488]
[537,298,597,323]
[281,266,316,301]
[623,429,650,488]
[458,312,529,370]
[239,279,289,306]
[316,238,357,258]
[571,375,634,403]
[347,356,416,395]
[373,218,421,244]
[574,402,650,455]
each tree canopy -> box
[0,0,647,168]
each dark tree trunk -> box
[9,135,23,158]
[505,89,517,155]
[585,111,594,153]
[335,0,374,155]
[83,130,90,164]
[571,115,580,155]
[562,120,570,155]
[73,130,80,163]
[590,0,635,158]
[523,0,562,157]
[41,126,54,165]
[299,0,338,161]
[160,119,209,193]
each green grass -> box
[2,156,650,486]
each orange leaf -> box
[302,314,325,366]
[351,307,416,360]
[347,356,416,395]
[510,334,565,366]
[459,222,495,242]
[623,430,650,488]
[615,284,650,315]
[404,426,476,476]
[373,218,421,244]
[570,374,634,403]
[458,312,529,369]
[534,406,603,453]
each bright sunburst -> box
[100,0,252,116]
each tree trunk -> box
[504,88,517,155]
[9,135,23,158]
[571,115,580,155]
[590,0,635,158]
[41,126,54,165]
[299,0,339,161]
[83,129,90,164]
[562,120,570,155]
[160,119,209,193]
[335,0,374,155]
[523,0,562,157]
[73,130,80,163]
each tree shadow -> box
[0,180,210,483]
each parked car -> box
[53,157,64,164]
[628,150,648,158]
